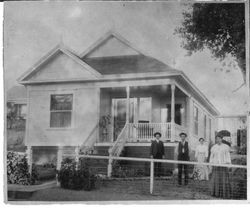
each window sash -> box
[50,94,73,128]
[193,106,199,135]
[204,115,207,139]
[50,111,72,128]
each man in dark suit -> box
[150,132,165,177]
[177,132,190,185]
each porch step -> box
[83,157,108,175]
[93,146,110,156]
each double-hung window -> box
[204,114,207,139]
[50,94,73,128]
[193,106,199,136]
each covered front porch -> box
[98,83,188,144]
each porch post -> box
[126,86,130,139]
[171,84,176,142]
[107,148,113,177]
[126,86,130,124]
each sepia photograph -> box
[4,0,249,203]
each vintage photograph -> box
[4,1,249,202]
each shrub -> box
[58,157,97,191]
[7,151,38,185]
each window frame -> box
[193,105,199,136]
[209,118,212,141]
[49,93,74,129]
[204,114,207,139]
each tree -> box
[175,3,246,83]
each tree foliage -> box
[176,3,246,81]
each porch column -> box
[26,146,32,175]
[126,86,130,139]
[171,84,175,142]
[107,148,113,177]
[126,86,130,124]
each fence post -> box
[56,146,63,186]
[26,146,32,175]
[150,160,154,194]
[75,146,80,170]
[107,148,113,177]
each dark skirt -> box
[211,166,231,199]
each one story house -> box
[7,86,27,120]
[17,31,220,174]
[216,115,247,147]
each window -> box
[193,106,199,135]
[204,114,207,139]
[50,94,73,128]
[138,97,151,122]
[209,118,212,141]
[165,104,182,125]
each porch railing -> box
[80,123,99,154]
[109,123,128,157]
[127,122,186,142]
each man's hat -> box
[154,132,162,137]
[179,132,187,137]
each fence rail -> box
[61,154,247,199]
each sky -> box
[3,1,248,115]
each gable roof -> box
[83,54,176,75]
[18,44,101,83]
[80,30,146,58]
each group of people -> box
[150,131,232,199]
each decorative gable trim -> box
[18,44,102,83]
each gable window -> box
[50,94,73,128]
[193,106,199,135]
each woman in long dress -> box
[209,134,231,199]
[193,138,209,180]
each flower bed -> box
[7,151,38,185]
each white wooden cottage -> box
[18,31,219,173]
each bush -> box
[237,146,247,155]
[7,151,38,185]
[58,157,97,191]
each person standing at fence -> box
[209,134,231,199]
[150,132,165,177]
[192,138,209,180]
[177,132,190,185]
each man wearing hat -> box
[177,132,190,185]
[150,132,165,177]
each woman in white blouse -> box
[209,134,231,199]
[193,138,209,180]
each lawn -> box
[26,179,216,201]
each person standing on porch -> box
[150,132,165,177]
[177,132,190,185]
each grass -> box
[25,179,216,201]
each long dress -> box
[209,143,231,199]
[193,144,209,180]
